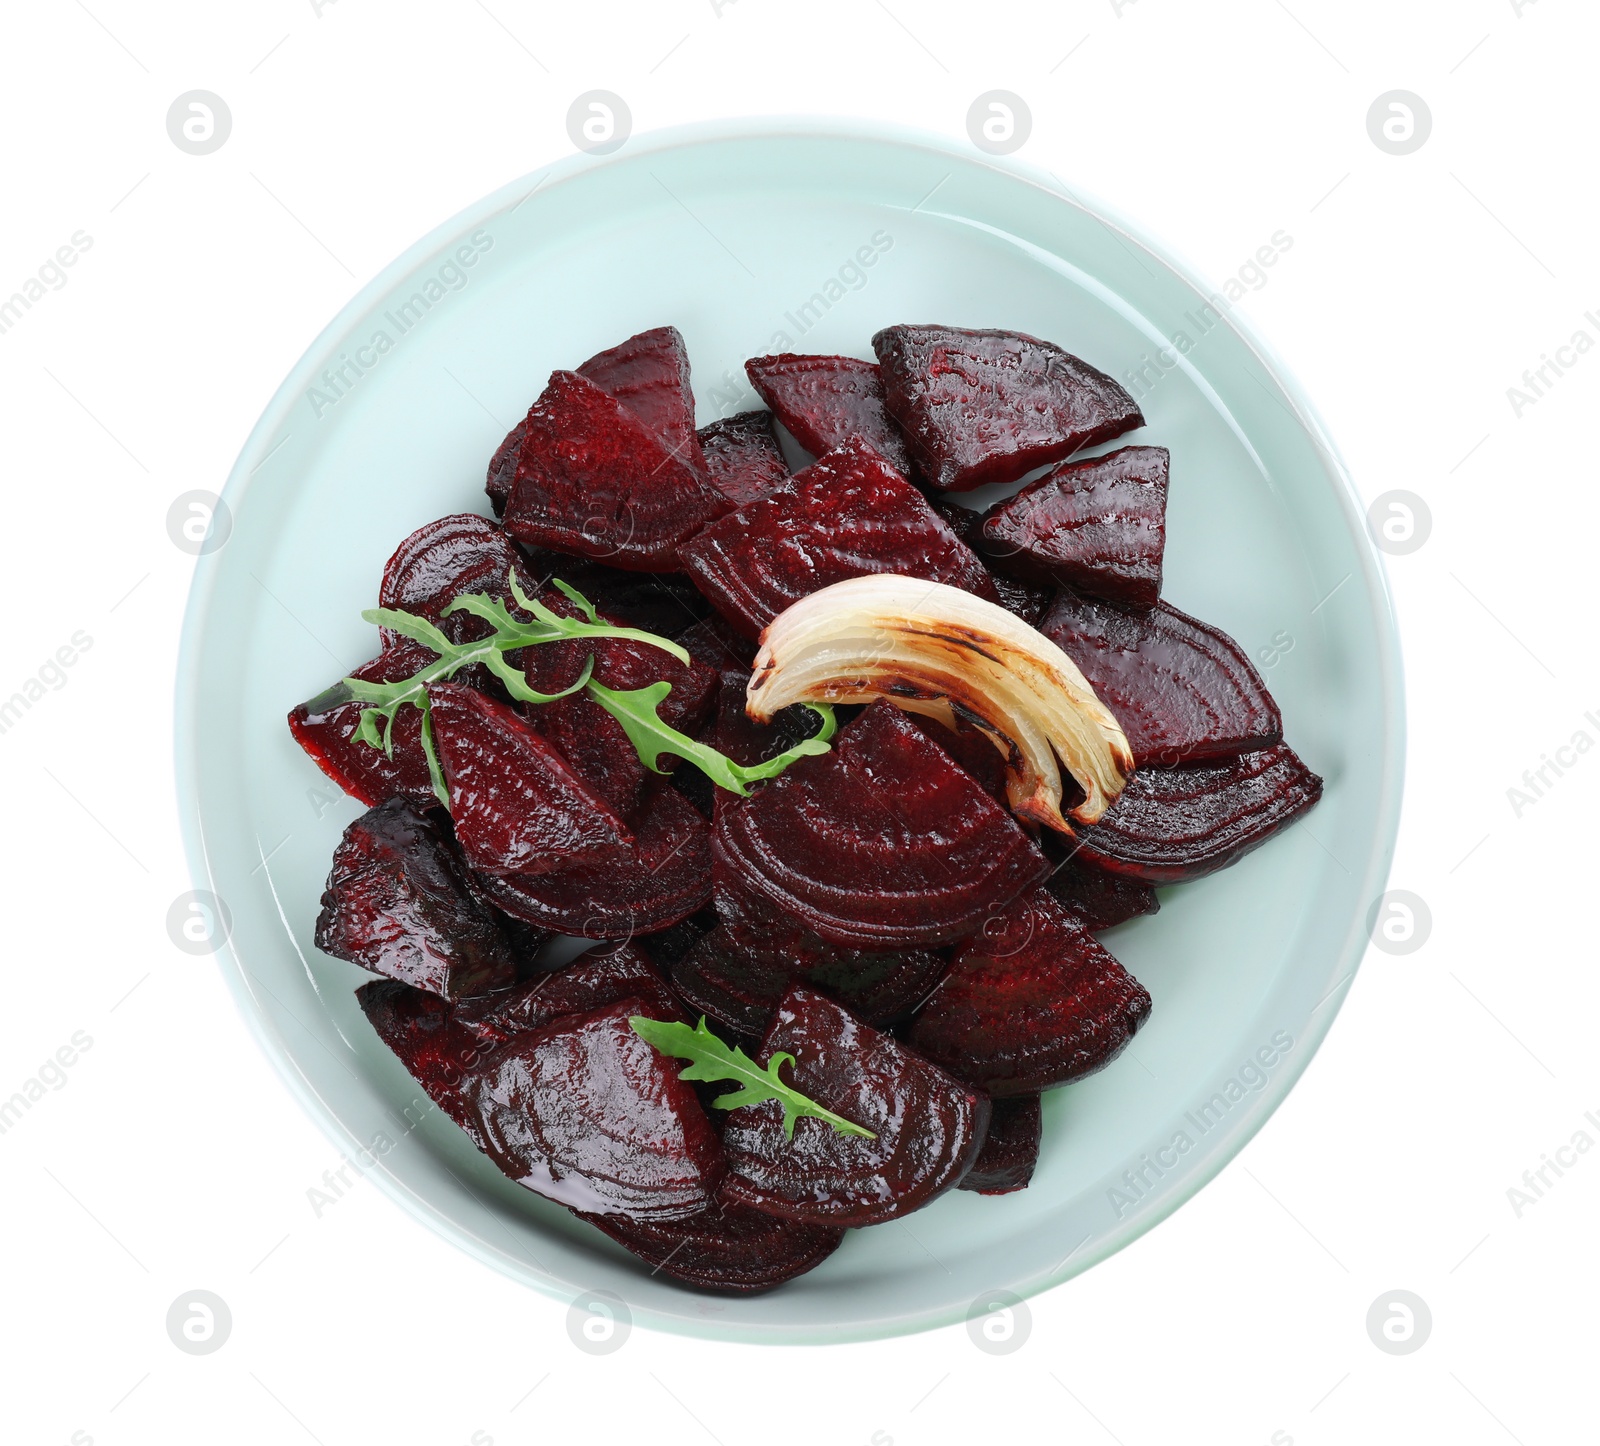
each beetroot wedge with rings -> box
[1074,742,1323,884]
[744,353,916,479]
[697,409,791,507]
[722,986,990,1226]
[576,1187,845,1293]
[427,682,631,877]
[455,942,683,1048]
[959,1094,1042,1195]
[463,998,723,1218]
[979,446,1170,610]
[872,324,1144,492]
[1040,591,1282,767]
[377,514,539,648]
[907,888,1152,1096]
[474,780,712,939]
[714,701,1048,950]
[1044,853,1160,932]
[577,325,707,476]
[315,798,518,999]
[502,370,725,570]
[289,642,441,809]
[678,437,1000,641]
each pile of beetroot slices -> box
[288,323,1323,1294]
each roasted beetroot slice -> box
[744,354,916,479]
[578,326,707,476]
[315,798,517,998]
[872,325,1143,492]
[356,979,499,1143]
[485,419,525,516]
[931,499,1052,626]
[1075,743,1323,884]
[455,942,681,1047]
[698,409,791,506]
[678,438,1001,640]
[1044,854,1160,931]
[959,1095,1042,1195]
[474,782,712,939]
[288,643,440,809]
[377,514,536,648]
[576,1186,844,1293]
[1040,592,1282,767]
[714,702,1047,950]
[428,683,630,876]
[463,998,723,1219]
[908,713,1010,804]
[907,888,1152,1096]
[980,446,1169,610]
[672,925,946,1038]
[721,986,989,1226]
[503,370,725,571]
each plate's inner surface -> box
[185,131,1394,1341]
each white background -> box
[2,1,1595,1442]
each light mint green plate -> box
[176,120,1403,1343]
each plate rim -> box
[174,114,1406,1343]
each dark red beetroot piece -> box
[1075,742,1323,884]
[315,798,517,999]
[676,616,757,673]
[1045,854,1160,932]
[907,888,1152,1097]
[463,998,723,1219]
[377,514,538,648]
[721,986,990,1226]
[697,409,791,507]
[502,370,725,571]
[979,446,1169,610]
[931,499,1052,626]
[744,354,916,479]
[959,1095,1042,1195]
[872,325,1143,492]
[474,781,712,939]
[577,325,707,476]
[715,702,1048,949]
[519,587,718,815]
[454,942,682,1048]
[576,1186,844,1293]
[1041,592,1282,767]
[357,979,499,1144]
[672,923,947,1039]
[678,437,1001,641]
[486,419,524,516]
[288,643,440,809]
[428,683,630,876]
[908,712,1010,805]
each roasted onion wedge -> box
[746,574,1133,830]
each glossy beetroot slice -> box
[931,498,1052,626]
[474,781,712,939]
[1044,854,1160,932]
[959,1094,1042,1195]
[721,986,990,1226]
[744,354,916,479]
[576,1188,844,1293]
[1040,591,1282,767]
[377,513,537,648]
[678,437,1000,641]
[714,701,1048,950]
[503,370,725,571]
[979,445,1169,610]
[315,798,517,999]
[671,924,947,1039]
[428,683,631,876]
[463,998,724,1219]
[1075,742,1323,884]
[288,642,440,809]
[872,325,1144,492]
[697,409,791,507]
[907,888,1152,1097]
[578,326,707,475]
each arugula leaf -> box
[629,1015,875,1140]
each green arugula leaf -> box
[629,1015,875,1140]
